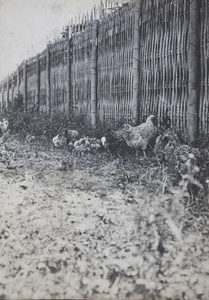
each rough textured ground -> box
[0,136,209,300]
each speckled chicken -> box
[154,129,202,173]
[73,137,91,156]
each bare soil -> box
[0,136,209,300]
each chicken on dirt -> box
[114,115,158,157]
[52,134,67,149]
[63,129,79,150]
[0,118,9,134]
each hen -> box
[154,129,203,172]
[115,115,158,157]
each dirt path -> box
[0,137,209,299]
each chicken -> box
[178,153,205,202]
[0,130,10,145]
[114,115,158,157]
[68,142,74,152]
[178,153,200,177]
[163,133,201,169]
[154,129,203,174]
[0,118,9,134]
[63,129,79,149]
[90,137,102,152]
[101,136,107,149]
[72,136,101,155]
[153,135,169,161]
[154,129,181,162]
[52,134,67,149]
[101,128,124,155]
[26,134,36,143]
[73,137,91,156]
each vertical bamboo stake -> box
[17,67,20,92]
[46,44,51,115]
[0,84,3,112]
[6,76,9,109]
[91,20,98,127]
[187,0,200,145]
[23,61,27,111]
[12,74,15,107]
[36,54,40,112]
[66,28,71,117]
[2,83,5,111]
[132,2,140,125]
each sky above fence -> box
[0,0,100,82]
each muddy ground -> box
[0,135,209,300]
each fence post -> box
[36,54,40,112]
[132,2,140,125]
[187,0,200,145]
[12,73,15,107]
[0,85,2,112]
[91,20,98,128]
[66,36,71,117]
[1,83,5,111]
[17,67,20,91]
[6,76,10,109]
[46,44,51,115]
[23,61,27,111]
[0,83,3,113]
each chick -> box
[0,118,9,133]
[52,134,66,149]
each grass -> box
[0,106,209,299]
[1,105,209,217]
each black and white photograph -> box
[0,0,209,299]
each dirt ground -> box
[0,135,209,300]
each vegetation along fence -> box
[0,0,208,143]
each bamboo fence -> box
[97,4,135,127]
[199,0,209,135]
[0,0,208,140]
[139,0,190,134]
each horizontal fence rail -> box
[0,0,208,140]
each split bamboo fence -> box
[0,0,208,142]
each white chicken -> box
[101,136,108,150]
